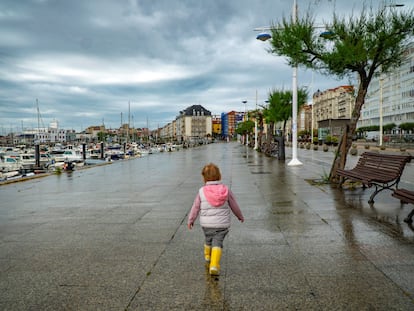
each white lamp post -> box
[255,0,302,165]
[288,0,302,166]
[254,90,258,150]
[242,100,248,146]
[379,70,384,146]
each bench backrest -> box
[355,152,412,175]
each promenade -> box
[1,142,413,310]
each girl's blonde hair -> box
[202,163,221,182]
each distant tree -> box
[249,109,265,149]
[358,125,380,133]
[97,131,107,142]
[263,88,307,158]
[400,122,414,131]
[236,120,255,144]
[267,4,414,182]
[383,123,397,132]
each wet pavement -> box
[0,142,413,310]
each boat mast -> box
[36,99,40,143]
[127,101,130,144]
[35,99,46,144]
[146,116,149,143]
[120,112,123,144]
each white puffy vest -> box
[199,188,231,228]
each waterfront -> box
[0,142,413,310]
[0,142,177,183]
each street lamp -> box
[243,92,263,150]
[242,100,248,146]
[254,90,258,150]
[288,0,302,166]
[256,33,271,41]
[255,0,302,165]
[379,70,384,146]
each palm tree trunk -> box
[258,115,264,151]
[265,122,275,156]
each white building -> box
[358,42,414,133]
[48,120,66,143]
[176,105,212,143]
[27,120,67,144]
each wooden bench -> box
[336,152,412,204]
[392,188,414,223]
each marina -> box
[0,141,185,183]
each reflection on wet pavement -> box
[0,142,413,310]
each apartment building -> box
[175,105,212,143]
[160,120,176,141]
[212,115,222,138]
[221,111,243,139]
[298,104,313,133]
[312,85,355,139]
[358,41,414,133]
[313,85,355,122]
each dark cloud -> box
[0,0,408,133]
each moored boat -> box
[61,149,83,162]
[0,154,23,172]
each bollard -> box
[35,144,40,168]
[274,136,285,160]
[100,142,104,159]
[82,143,86,160]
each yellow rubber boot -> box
[209,247,222,276]
[204,244,211,262]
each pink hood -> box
[203,183,229,207]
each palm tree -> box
[263,88,308,158]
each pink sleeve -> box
[228,190,244,221]
[188,193,201,225]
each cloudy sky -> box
[1,0,412,133]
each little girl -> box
[188,163,244,276]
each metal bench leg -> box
[368,185,394,204]
[404,209,414,224]
[368,186,380,204]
